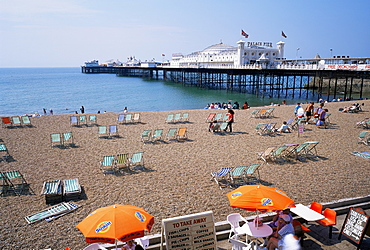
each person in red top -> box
[225,109,234,132]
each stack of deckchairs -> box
[25,202,80,224]
[257,141,319,163]
[141,128,188,143]
[166,112,189,123]
[117,113,141,124]
[1,116,32,128]
[210,163,263,189]
[41,178,82,204]
[100,152,144,175]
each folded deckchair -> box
[176,128,188,140]
[116,153,130,171]
[358,131,370,145]
[130,152,144,170]
[100,155,116,175]
[21,116,32,126]
[0,144,9,161]
[166,128,177,141]
[11,116,21,127]
[165,114,174,123]
[215,113,223,121]
[206,113,216,123]
[133,113,141,123]
[25,202,80,224]
[41,180,63,203]
[1,117,12,128]
[152,129,163,142]
[351,152,370,159]
[141,129,152,143]
[63,178,81,201]
[210,167,233,189]
[70,116,79,126]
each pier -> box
[81,66,370,101]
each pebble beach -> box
[1,100,370,249]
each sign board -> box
[339,208,370,249]
[161,211,217,250]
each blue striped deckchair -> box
[173,113,182,123]
[130,152,144,170]
[51,133,62,148]
[244,163,262,183]
[11,116,21,126]
[210,167,233,189]
[181,112,189,122]
[165,114,174,123]
[100,155,116,175]
[21,116,32,126]
[141,130,152,143]
[229,166,248,186]
[109,125,118,137]
[351,152,370,159]
[0,144,9,161]
[62,132,74,147]
[89,115,97,125]
[152,129,163,142]
[41,180,62,195]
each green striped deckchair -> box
[244,163,262,183]
[100,155,116,175]
[351,152,370,159]
[62,132,74,147]
[166,128,177,141]
[141,129,152,143]
[229,166,248,186]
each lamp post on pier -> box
[330,48,333,58]
[296,48,300,64]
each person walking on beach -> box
[305,102,314,124]
[225,109,234,132]
[80,106,85,114]
[49,109,53,115]
[123,107,128,113]
[294,103,301,116]
[43,108,47,115]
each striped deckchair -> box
[0,144,9,161]
[244,163,262,183]
[25,202,80,224]
[152,129,163,142]
[165,114,174,123]
[141,129,152,143]
[210,167,233,189]
[100,155,116,175]
[130,152,144,170]
[89,115,97,126]
[63,178,81,201]
[166,128,177,141]
[116,153,130,171]
[206,113,216,123]
[181,112,189,122]
[229,166,248,187]
[173,113,182,123]
[21,116,32,126]
[117,114,125,124]
[62,132,74,147]
[358,131,370,145]
[70,116,79,126]
[11,116,21,126]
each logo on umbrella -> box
[135,212,146,222]
[95,221,112,233]
[230,192,242,199]
[261,198,274,206]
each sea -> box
[0,67,310,116]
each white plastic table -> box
[291,203,325,221]
[241,222,273,238]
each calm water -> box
[0,67,308,116]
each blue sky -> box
[1,0,369,67]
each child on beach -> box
[277,121,291,133]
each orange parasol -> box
[76,204,154,245]
[227,185,295,212]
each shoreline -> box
[1,100,370,249]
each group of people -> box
[121,240,144,250]
[205,101,249,110]
[266,208,304,250]
[294,102,328,129]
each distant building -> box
[84,60,100,67]
[170,40,285,67]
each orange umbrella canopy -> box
[76,204,154,244]
[227,185,295,212]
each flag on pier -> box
[282,31,287,38]
[241,30,249,38]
